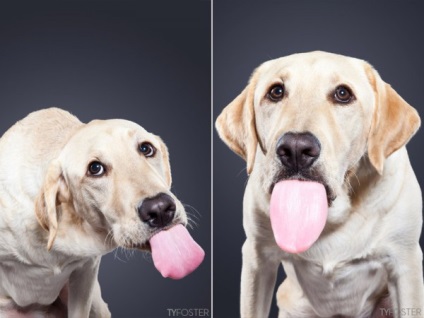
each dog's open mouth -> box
[270,169,336,205]
[136,224,205,280]
[268,171,334,254]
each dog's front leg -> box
[387,245,424,318]
[68,256,107,318]
[89,279,111,318]
[241,237,281,318]
[240,177,282,318]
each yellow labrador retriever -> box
[216,51,423,318]
[0,108,204,317]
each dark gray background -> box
[214,1,424,317]
[0,1,210,317]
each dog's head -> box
[216,51,420,224]
[35,119,185,251]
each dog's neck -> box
[346,155,381,208]
[347,148,410,210]
[318,148,409,238]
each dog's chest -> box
[0,259,81,307]
[294,258,387,317]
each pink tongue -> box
[150,224,205,279]
[270,180,328,254]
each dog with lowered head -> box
[0,108,204,317]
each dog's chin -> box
[133,241,151,252]
[270,169,336,206]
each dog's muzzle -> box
[138,193,176,228]
[276,131,321,172]
[272,132,336,205]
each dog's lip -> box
[132,222,184,252]
[270,175,336,205]
[135,241,151,252]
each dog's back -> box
[0,108,82,201]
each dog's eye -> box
[334,86,353,103]
[267,84,285,102]
[88,161,105,176]
[139,142,156,157]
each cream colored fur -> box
[0,108,187,317]
[216,51,423,318]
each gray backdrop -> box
[3,0,424,317]
[214,1,424,317]
[0,1,210,317]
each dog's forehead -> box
[64,119,161,154]
[255,52,369,97]
[85,119,148,136]
[261,51,364,75]
[76,119,163,145]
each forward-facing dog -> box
[216,51,423,318]
[0,108,204,317]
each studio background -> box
[0,1,210,317]
[214,1,424,317]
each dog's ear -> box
[366,66,421,175]
[158,138,172,187]
[35,160,70,250]
[215,70,260,175]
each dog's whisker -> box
[183,203,202,218]
[142,250,153,263]
[186,216,198,230]
[113,248,127,263]
[185,210,201,221]
[237,167,247,178]
[104,229,115,247]
[186,212,200,227]
[181,204,202,230]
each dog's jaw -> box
[269,165,336,207]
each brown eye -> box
[267,84,285,102]
[139,142,156,157]
[88,161,105,176]
[334,85,353,103]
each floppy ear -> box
[35,160,70,250]
[215,71,259,175]
[158,139,172,187]
[367,66,421,175]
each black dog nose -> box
[138,193,176,228]
[276,132,321,171]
